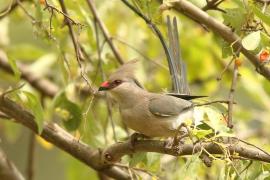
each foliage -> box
[0,0,270,179]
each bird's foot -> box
[164,133,188,154]
[128,133,148,151]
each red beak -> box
[99,81,110,91]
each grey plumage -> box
[99,61,194,137]
[149,95,191,117]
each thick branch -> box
[1,96,270,180]
[103,140,270,163]
[0,96,130,180]
[0,148,25,180]
[170,0,270,81]
[0,51,103,98]
[0,51,59,98]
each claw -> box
[128,133,148,151]
[164,124,190,154]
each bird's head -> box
[98,59,143,92]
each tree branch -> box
[202,0,226,12]
[168,0,270,81]
[1,95,270,180]
[0,96,130,180]
[0,50,103,98]
[0,51,59,98]
[86,0,124,65]
[102,139,270,164]
[0,148,25,180]
[0,0,27,20]
[227,60,239,128]
[26,132,35,180]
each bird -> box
[98,60,199,138]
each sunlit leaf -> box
[7,56,21,80]
[242,31,261,51]
[146,152,160,172]
[28,53,57,77]
[129,152,146,167]
[21,91,44,134]
[223,8,246,31]
[36,136,53,150]
[192,129,213,139]
[252,5,270,26]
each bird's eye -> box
[114,80,122,84]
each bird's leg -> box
[128,132,149,151]
[164,123,189,153]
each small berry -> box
[39,0,45,5]
[259,49,270,62]
[235,58,242,67]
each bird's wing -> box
[166,93,207,100]
[149,95,192,117]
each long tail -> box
[167,16,190,95]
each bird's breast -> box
[120,103,179,137]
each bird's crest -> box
[109,59,139,80]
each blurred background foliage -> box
[0,0,270,179]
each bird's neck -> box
[110,85,148,108]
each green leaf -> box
[252,5,270,26]
[54,92,82,131]
[7,44,46,61]
[7,57,21,80]
[192,129,213,139]
[242,31,261,51]
[183,153,201,179]
[34,0,43,23]
[223,8,246,31]
[219,38,233,58]
[146,153,160,172]
[129,152,146,167]
[28,53,57,77]
[131,0,162,24]
[261,32,270,47]
[194,106,230,134]
[22,91,44,134]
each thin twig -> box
[26,132,35,180]
[239,160,253,174]
[194,100,236,107]
[94,19,117,142]
[2,83,25,98]
[44,0,81,26]
[113,163,155,178]
[58,0,94,94]
[217,57,235,81]
[227,59,239,128]
[16,0,36,22]
[86,0,124,65]
[121,0,185,93]
[58,0,83,63]
[0,0,27,20]
[0,148,25,180]
[0,0,16,18]
[202,0,226,12]
[112,37,168,70]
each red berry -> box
[259,49,270,62]
[235,58,242,67]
